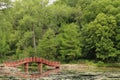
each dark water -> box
[0,68,120,80]
[41,71,120,80]
[40,67,120,80]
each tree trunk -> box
[33,26,37,55]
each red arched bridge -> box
[3,57,60,78]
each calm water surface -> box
[41,67,120,80]
[0,67,120,80]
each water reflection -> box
[0,67,120,80]
[41,67,120,80]
[42,71,120,80]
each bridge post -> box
[24,63,29,73]
[38,62,42,74]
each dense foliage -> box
[0,0,120,63]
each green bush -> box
[97,61,105,67]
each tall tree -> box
[0,4,12,61]
[81,13,118,61]
[57,23,81,62]
[37,28,57,60]
[10,0,49,58]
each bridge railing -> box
[4,57,60,67]
[2,57,61,78]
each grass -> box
[87,61,120,68]
[66,59,120,68]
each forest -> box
[0,0,120,63]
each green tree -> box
[57,23,81,62]
[10,0,49,58]
[47,3,82,31]
[0,32,9,60]
[57,0,79,7]
[81,13,118,61]
[0,6,12,61]
[37,28,57,60]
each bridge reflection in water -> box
[4,57,60,78]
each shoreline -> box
[61,64,120,72]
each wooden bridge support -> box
[24,63,29,73]
[38,62,42,74]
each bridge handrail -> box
[4,57,60,67]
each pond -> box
[41,71,120,80]
[0,67,120,80]
[41,66,120,80]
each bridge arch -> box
[4,57,60,78]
